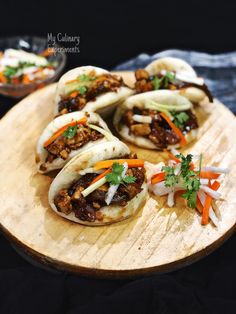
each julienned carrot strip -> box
[200,171,220,180]
[201,181,220,225]
[22,74,31,84]
[69,91,79,98]
[159,112,187,147]
[151,172,165,184]
[43,117,87,148]
[94,159,144,171]
[0,73,7,84]
[196,196,203,213]
[90,168,111,185]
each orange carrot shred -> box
[94,159,144,171]
[90,169,111,185]
[43,117,87,148]
[159,112,187,147]
[201,181,220,225]
[200,171,220,180]
[151,172,165,184]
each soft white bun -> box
[54,66,134,118]
[48,141,147,225]
[145,57,209,103]
[36,111,118,173]
[113,90,198,149]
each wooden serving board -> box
[0,72,236,278]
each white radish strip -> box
[133,114,152,124]
[200,166,229,174]
[105,162,128,205]
[200,185,221,199]
[209,208,219,227]
[200,178,209,185]
[167,191,175,207]
[149,181,172,196]
[160,69,204,86]
[197,191,218,226]
[168,160,177,167]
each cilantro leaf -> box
[63,124,78,139]
[176,153,193,177]
[165,71,176,82]
[123,176,136,184]
[182,190,197,208]
[161,166,179,187]
[152,76,163,90]
[162,153,200,209]
[76,85,87,95]
[78,74,95,82]
[3,66,18,79]
[171,111,189,130]
[105,162,136,186]
[152,71,176,90]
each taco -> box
[36,111,117,173]
[54,66,134,117]
[134,57,213,103]
[113,90,198,150]
[48,141,147,225]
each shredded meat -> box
[122,107,198,149]
[58,74,125,114]
[45,124,104,163]
[134,69,213,102]
[54,156,146,222]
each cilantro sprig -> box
[171,111,189,130]
[105,163,136,186]
[78,74,96,82]
[63,124,78,139]
[162,153,201,208]
[152,71,176,90]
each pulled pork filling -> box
[58,73,125,115]
[122,107,198,149]
[54,156,145,222]
[134,69,213,102]
[44,125,103,164]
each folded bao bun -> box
[48,141,148,226]
[54,66,134,117]
[145,57,210,103]
[113,90,198,149]
[36,111,117,173]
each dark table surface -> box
[0,49,236,314]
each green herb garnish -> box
[78,74,96,82]
[162,166,179,187]
[151,71,176,90]
[76,85,87,95]
[162,153,200,208]
[105,163,136,186]
[63,124,78,139]
[171,111,189,130]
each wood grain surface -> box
[0,72,236,278]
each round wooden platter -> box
[0,72,236,279]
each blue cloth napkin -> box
[114,49,236,113]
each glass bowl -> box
[0,36,66,98]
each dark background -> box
[0,1,236,313]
